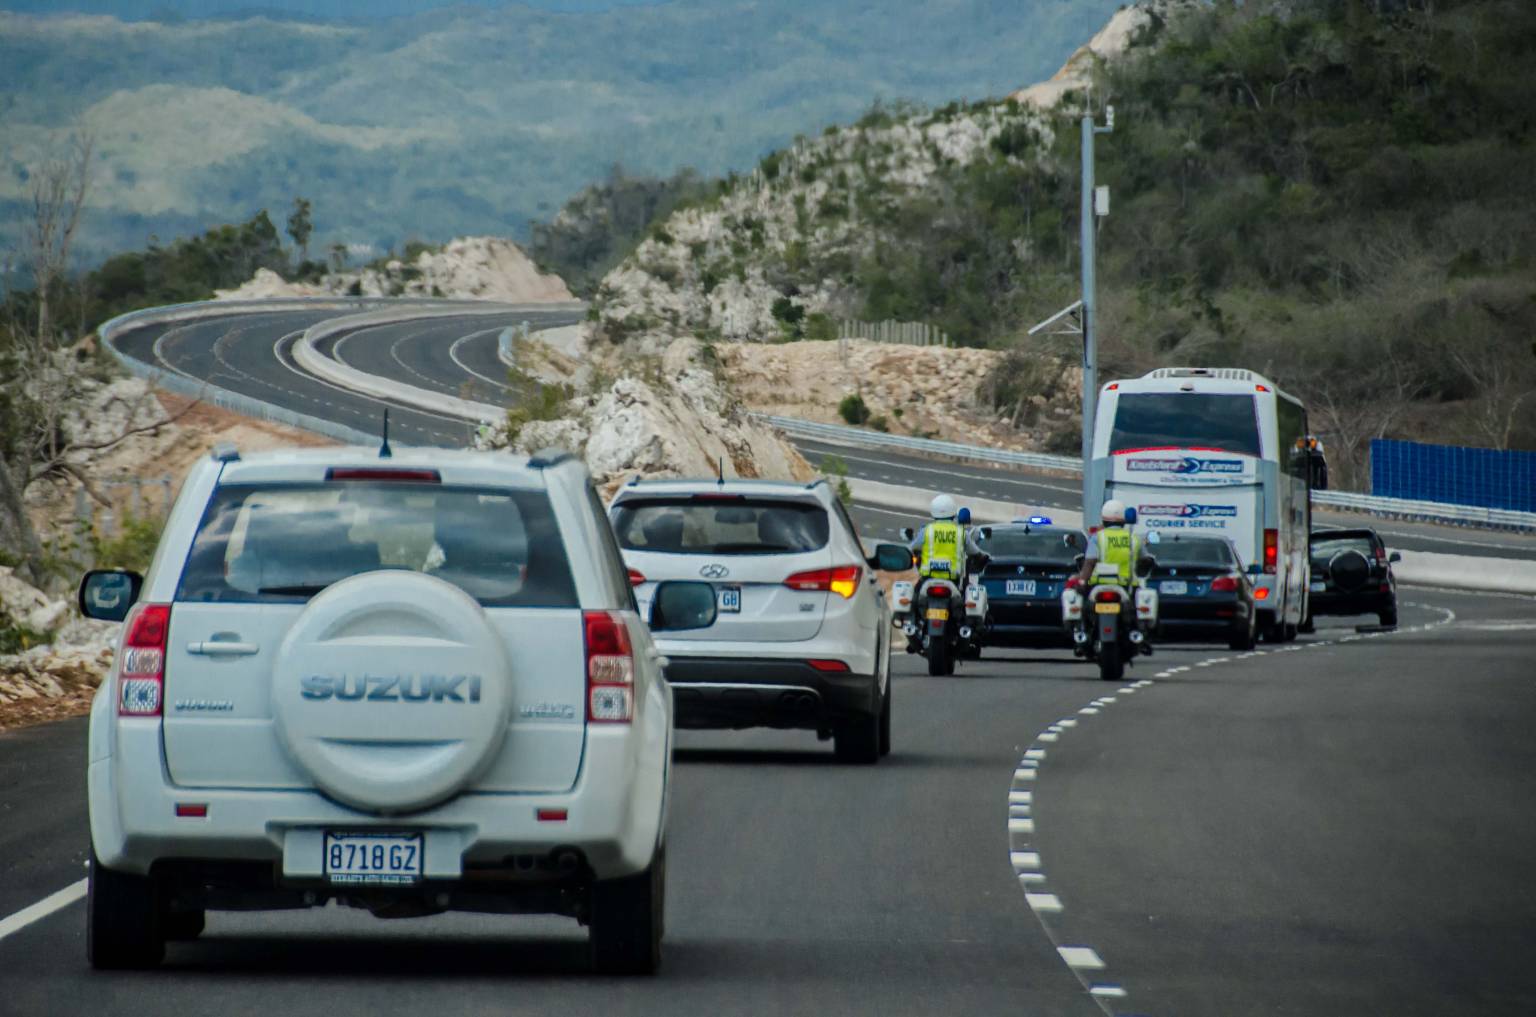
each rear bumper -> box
[983,601,1070,647]
[90,719,668,882]
[664,656,879,731]
[1310,589,1394,616]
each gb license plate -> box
[1160,580,1188,595]
[926,607,949,621]
[718,586,742,613]
[1005,580,1037,596]
[324,832,422,886]
[1094,602,1120,614]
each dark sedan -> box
[1143,534,1258,651]
[1306,528,1399,629]
[972,523,1087,649]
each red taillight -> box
[1253,587,1270,600]
[1093,589,1120,603]
[1374,546,1387,564]
[325,467,441,483]
[807,659,850,673]
[536,808,568,822]
[118,603,170,717]
[583,610,634,724]
[1263,529,1278,574]
[627,567,646,587]
[1255,384,1270,393]
[174,803,208,818]
[1211,575,1240,592]
[1106,383,1119,391]
[926,582,954,598]
[785,565,863,599]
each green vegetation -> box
[818,453,853,506]
[531,168,713,297]
[90,514,164,575]
[837,393,871,426]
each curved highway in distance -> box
[3,304,1523,1017]
[113,306,1536,561]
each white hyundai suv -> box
[608,479,913,763]
[78,444,716,974]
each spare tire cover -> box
[1328,549,1371,593]
[272,571,513,813]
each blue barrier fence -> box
[1371,438,1536,513]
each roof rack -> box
[527,448,576,469]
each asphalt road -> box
[3,591,1533,1015]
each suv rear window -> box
[175,483,578,607]
[612,498,829,555]
[1310,532,1377,561]
[1110,393,1261,457]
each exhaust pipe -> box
[552,847,583,874]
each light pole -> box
[1079,105,1113,524]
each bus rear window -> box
[1109,393,1261,457]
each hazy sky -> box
[1,0,665,18]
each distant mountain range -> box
[0,0,1120,267]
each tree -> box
[287,197,314,267]
[22,131,93,346]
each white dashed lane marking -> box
[0,879,85,943]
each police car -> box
[972,519,1088,649]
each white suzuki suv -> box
[78,444,715,973]
[608,479,913,763]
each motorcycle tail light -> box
[1093,589,1120,603]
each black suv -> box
[1306,528,1400,629]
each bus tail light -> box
[118,603,170,716]
[1263,529,1278,574]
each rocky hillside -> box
[215,236,573,303]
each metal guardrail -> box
[760,414,1536,532]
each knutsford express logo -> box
[1127,456,1245,475]
[1138,504,1239,519]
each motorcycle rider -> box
[910,495,969,589]
[1074,499,1140,589]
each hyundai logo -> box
[699,563,730,579]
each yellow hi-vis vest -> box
[920,520,963,580]
[1093,526,1139,585]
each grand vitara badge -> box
[301,674,484,703]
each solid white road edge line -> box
[0,879,86,944]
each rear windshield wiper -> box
[257,584,329,596]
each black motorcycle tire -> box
[927,637,951,677]
[1098,639,1124,682]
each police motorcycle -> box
[893,503,987,676]
[1063,512,1160,682]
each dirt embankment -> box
[717,339,1079,451]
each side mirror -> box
[870,543,915,572]
[648,581,719,632]
[1310,451,1329,491]
[1388,551,1402,563]
[978,526,992,541]
[899,526,915,542]
[78,569,143,623]
[1064,532,1087,552]
[1135,555,1156,578]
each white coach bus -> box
[1085,367,1328,641]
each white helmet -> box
[930,494,958,520]
[1101,499,1128,525]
